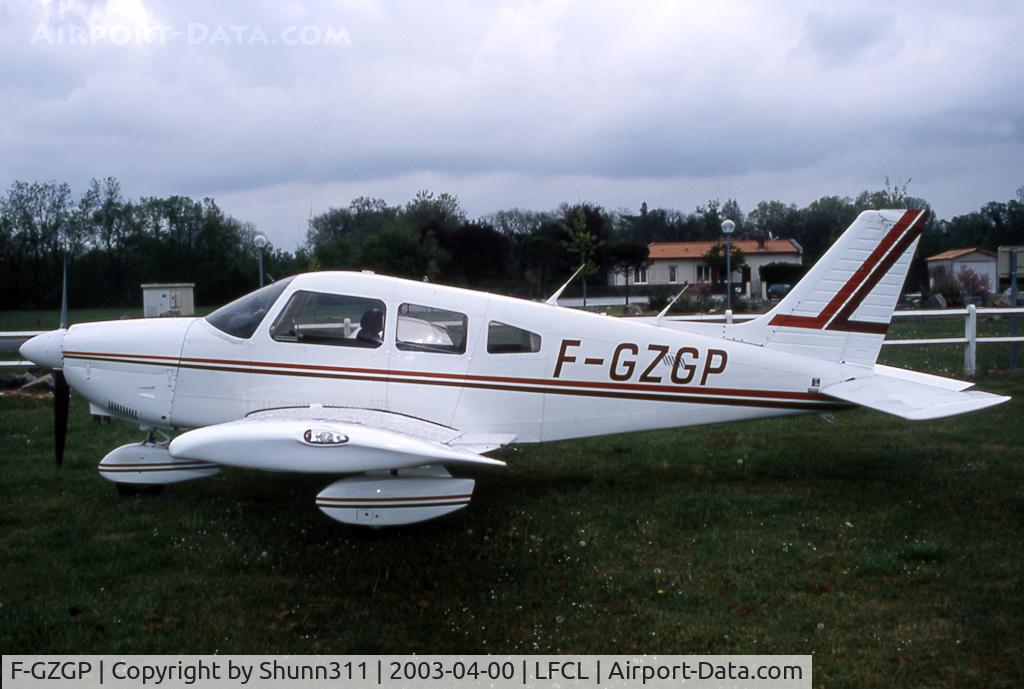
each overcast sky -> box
[2,0,1022,247]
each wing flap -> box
[450,433,517,454]
[822,374,1009,421]
[246,406,463,443]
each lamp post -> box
[254,234,267,288]
[721,219,735,311]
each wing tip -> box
[902,393,1010,421]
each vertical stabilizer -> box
[731,209,927,365]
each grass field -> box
[1,310,1023,688]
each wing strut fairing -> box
[168,418,507,473]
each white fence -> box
[880,305,1024,376]
[662,306,1024,376]
[3,307,1023,376]
[0,331,44,368]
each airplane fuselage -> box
[60,272,851,444]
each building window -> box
[697,264,712,282]
[634,266,648,284]
[396,303,468,354]
[668,265,677,283]
[487,321,542,354]
[270,290,385,348]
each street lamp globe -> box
[721,219,736,311]
[253,234,268,287]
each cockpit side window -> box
[270,290,386,348]
[487,321,542,353]
[396,303,468,354]
[205,277,295,339]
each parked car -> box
[767,283,791,299]
[899,292,923,308]
[997,287,1024,306]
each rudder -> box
[732,209,927,365]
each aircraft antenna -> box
[545,264,586,305]
[654,282,690,325]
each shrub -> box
[956,266,991,299]
[759,261,806,286]
[933,275,963,306]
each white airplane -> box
[20,209,1009,527]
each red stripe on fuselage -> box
[63,350,831,403]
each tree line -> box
[1,177,1021,310]
[0,178,303,310]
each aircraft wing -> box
[822,370,1009,421]
[168,406,513,473]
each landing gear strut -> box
[99,428,219,495]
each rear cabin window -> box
[396,303,468,354]
[270,290,386,348]
[487,321,541,354]
[206,277,295,339]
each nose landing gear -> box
[100,429,220,496]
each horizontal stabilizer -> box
[871,363,974,392]
[822,374,1009,421]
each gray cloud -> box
[795,10,904,66]
[2,0,1023,246]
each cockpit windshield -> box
[205,277,295,339]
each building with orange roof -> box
[608,237,802,297]
[925,248,997,291]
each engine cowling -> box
[316,467,474,527]
[98,442,220,485]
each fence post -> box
[964,304,977,377]
[725,309,733,325]
[1010,248,1018,371]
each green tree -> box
[306,197,400,253]
[748,200,799,239]
[702,242,746,286]
[0,180,74,308]
[617,202,700,243]
[561,207,606,307]
[562,208,604,307]
[361,225,449,281]
[404,190,466,243]
[794,195,858,264]
[311,236,356,270]
[854,176,913,210]
[720,198,745,234]
[606,239,650,305]
[696,198,723,239]
[514,218,566,297]
[441,221,511,286]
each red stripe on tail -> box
[768,209,924,331]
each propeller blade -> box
[54,369,70,471]
[55,252,70,470]
[60,254,69,330]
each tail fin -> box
[733,209,927,365]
